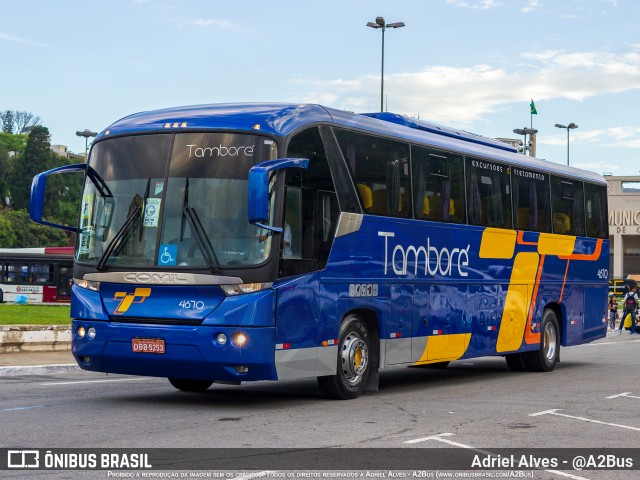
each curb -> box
[0,325,71,353]
[0,363,79,377]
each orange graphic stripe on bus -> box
[524,255,545,345]
[516,230,538,247]
[558,238,603,262]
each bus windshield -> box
[77,132,278,269]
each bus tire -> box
[505,353,527,371]
[317,315,371,400]
[168,378,213,392]
[524,309,560,372]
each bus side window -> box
[334,129,410,218]
[551,176,585,236]
[412,146,465,224]
[584,182,608,238]
[511,168,551,233]
[466,157,512,229]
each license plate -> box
[132,338,165,354]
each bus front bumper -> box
[71,320,278,382]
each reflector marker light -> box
[487,326,496,331]
[390,332,402,338]
[432,330,443,335]
[571,320,577,325]
[275,343,291,350]
[322,339,338,347]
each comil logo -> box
[8,450,39,468]
[113,288,151,315]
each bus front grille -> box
[108,316,203,326]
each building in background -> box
[605,175,640,279]
[50,145,84,162]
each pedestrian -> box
[618,285,638,334]
[608,294,618,331]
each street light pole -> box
[513,127,538,156]
[367,17,405,112]
[554,123,578,166]
[76,129,98,160]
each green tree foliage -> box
[9,125,53,210]
[0,123,80,248]
[0,132,27,205]
[0,208,70,247]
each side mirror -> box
[247,158,309,233]
[30,163,87,232]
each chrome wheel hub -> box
[543,321,557,362]
[340,331,369,386]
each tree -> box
[0,110,41,134]
[14,111,42,133]
[8,125,53,210]
[0,208,70,247]
[0,110,14,133]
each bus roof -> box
[98,103,605,185]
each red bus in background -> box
[0,247,74,303]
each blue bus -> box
[30,104,609,399]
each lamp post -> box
[554,123,578,166]
[366,16,405,112]
[513,127,538,156]
[76,129,98,160]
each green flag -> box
[530,99,538,115]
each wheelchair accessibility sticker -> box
[158,244,177,266]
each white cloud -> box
[189,19,234,29]
[446,0,501,10]
[287,47,640,127]
[538,127,640,148]
[522,0,542,13]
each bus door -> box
[57,266,72,302]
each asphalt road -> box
[1,333,639,480]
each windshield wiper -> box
[180,178,220,273]
[182,206,220,274]
[96,195,143,271]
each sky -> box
[1,0,639,176]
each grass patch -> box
[0,304,71,325]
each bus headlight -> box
[221,283,271,296]
[234,333,247,346]
[87,327,96,339]
[73,278,100,292]
[77,327,86,338]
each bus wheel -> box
[524,309,560,372]
[168,378,213,392]
[505,353,527,371]
[317,315,371,400]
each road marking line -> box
[404,433,589,480]
[529,409,640,431]
[3,405,45,412]
[606,392,640,400]
[40,378,151,386]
